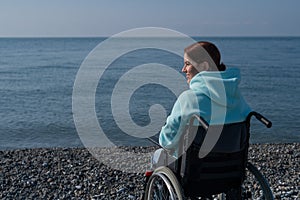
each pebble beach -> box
[1,143,299,199]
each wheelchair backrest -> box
[191,121,248,153]
[176,116,250,197]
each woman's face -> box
[182,56,199,84]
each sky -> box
[0,0,299,37]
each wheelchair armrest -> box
[190,114,209,131]
[147,136,176,157]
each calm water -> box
[0,37,299,149]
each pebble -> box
[0,143,299,199]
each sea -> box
[0,37,299,150]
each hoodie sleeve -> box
[159,90,199,150]
[159,98,183,149]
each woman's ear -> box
[196,61,209,72]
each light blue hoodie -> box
[159,68,251,150]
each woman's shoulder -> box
[178,89,197,98]
[175,89,202,107]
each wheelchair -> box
[143,111,274,200]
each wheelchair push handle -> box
[249,111,272,128]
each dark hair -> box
[184,41,226,71]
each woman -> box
[158,41,251,156]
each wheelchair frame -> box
[143,111,274,200]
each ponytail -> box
[218,62,226,71]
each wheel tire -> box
[144,166,184,200]
[243,162,274,200]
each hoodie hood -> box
[159,67,251,153]
[189,68,241,108]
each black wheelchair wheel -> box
[144,166,184,200]
[242,162,274,200]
